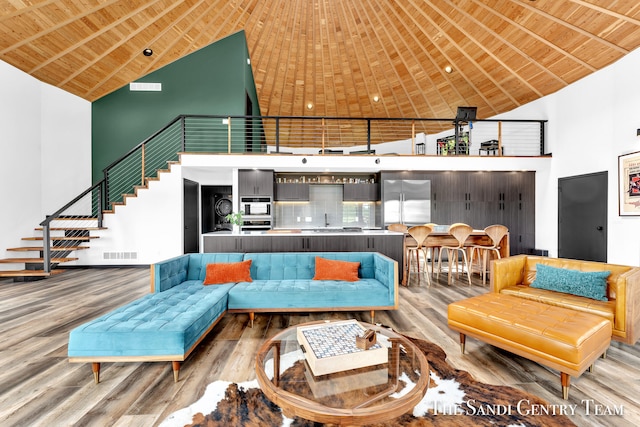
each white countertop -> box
[204,229,402,236]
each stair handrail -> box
[39,180,105,272]
[102,115,186,175]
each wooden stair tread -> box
[49,217,99,221]
[35,227,106,231]
[0,257,79,263]
[0,269,65,278]
[22,236,99,241]
[7,246,89,251]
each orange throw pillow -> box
[203,260,252,285]
[313,257,360,282]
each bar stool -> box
[470,224,509,285]
[406,225,433,286]
[424,223,440,275]
[387,223,408,233]
[437,223,473,286]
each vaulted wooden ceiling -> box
[2,0,640,120]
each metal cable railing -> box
[37,114,546,273]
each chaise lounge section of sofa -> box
[68,251,398,383]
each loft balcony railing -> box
[38,114,547,273]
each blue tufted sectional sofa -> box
[68,251,398,383]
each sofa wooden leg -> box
[459,333,466,354]
[370,310,375,324]
[561,372,571,399]
[602,349,607,359]
[249,312,255,328]
[172,361,181,382]
[92,362,100,384]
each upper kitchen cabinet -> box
[239,169,274,197]
[275,183,310,201]
[431,172,492,227]
[343,183,379,201]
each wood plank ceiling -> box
[2,0,640,120]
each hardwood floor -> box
[0,266,638,426]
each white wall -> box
[75,164,184,265]
[495,48,640,265]
[0,60,91,267]
[40,84,92,214]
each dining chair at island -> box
[437,223,473,286]
[387,223,408,232]
[405,225,433,286]
[424,222,440,274]
[469,224,509,285]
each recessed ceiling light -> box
[307,102,313,110]
[373,95,380,102]
[444,65,453,73]
[143,48,153,57]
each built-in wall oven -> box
[240,196,273,231]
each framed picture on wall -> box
[618,150,640,216]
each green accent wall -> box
[91,30,261,183]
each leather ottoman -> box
[448,293,611,399]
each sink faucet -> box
[324,213,330,227]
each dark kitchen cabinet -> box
[270,235,310,251]
[203,236,242,252]
[388,170,535,256]
[203,235,272,252]
[239,169,274,197]
[343,183,380,201]
[269,235,347,251]
[274,183,310,201]
[486,172,535,255]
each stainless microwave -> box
[241,197,272,216]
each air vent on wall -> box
[103,252,138,260]
[129,82,162,92]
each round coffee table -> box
[255,320,429,425]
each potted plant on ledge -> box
[225,211,244,233]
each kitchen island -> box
[203,229,405,279]
[203,227,509,285]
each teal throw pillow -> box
[531,263,610,301]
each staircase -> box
[0,218,105,281]
[0,113,244,282]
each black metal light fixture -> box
[143,48,153,57]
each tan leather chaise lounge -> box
[448,254,640,399]
[491,254,640,345]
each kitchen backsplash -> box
[274,184,378,229]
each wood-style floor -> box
[0,265,638,427]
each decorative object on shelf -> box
[618,150,640,216]
[225,211,245,233]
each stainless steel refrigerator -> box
[383,179,431,226]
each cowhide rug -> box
[160,337,576,427]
